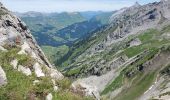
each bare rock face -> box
[47,68,63,80]
[0,66,7,86]
[10,59,18,69]
[33,63,45,77]
[129,38,141,47]
[18,65,32,76]
[98,0,170,50]
[0,3,63,80]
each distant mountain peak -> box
[133,1,141,8]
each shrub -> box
[56,78,72,90]
[17,54,35,69]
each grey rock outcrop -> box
[103,0,170,48]
[0,3,63,80]
[33,63,45,77]
[46,93,53,100]
[0,66,7,86]
[129,38,141,47]
[18,65,32,76]
[10,59,18,69]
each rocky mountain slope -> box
[17,11,113,47]
[58,0,170,99]
[16,12,86,46]
[0,2,93,100]
[16,11,114,68]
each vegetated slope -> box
[80,11,104,20]
[0,3,93,100]
[17,11,113,46]
[18,11,114,67]
[41,45,69,69]
[59,0,170,99]
[56,11,115,42]
[17,12,86,46]
[91,11,115,25]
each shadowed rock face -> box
[0,3,63,82]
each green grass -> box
[65,67,82,76]
[0,47,93,100]
[52,36,65,42]
[123,48,159,77]
[60,25,117,68]
[115,72,156,100]
[17,54,35,68]
[101,73,123,95]
[102,47,159,97]
[56,78,72,90]
[41,45,69,67]
[122,28,170,58]
[123,45,145,58]
[53,91,93,100]
[0,47,54,99]
[161,25,170,33]
[0,64,35,100]
[138,29,159,43]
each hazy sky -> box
[0,0,160,13]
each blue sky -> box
[0,0,160,13]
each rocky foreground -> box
[0,2,90,100]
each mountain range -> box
[15,11,114,66]
[60,0,170,99]
[0,0,170,100]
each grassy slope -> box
[101,26,170,99]
[41,45,69,67]
[22,13,86,33]
[60,25,115,68]
[0,47,93,100]
[115,72,156,100]
[22,13,86,46]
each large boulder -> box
[0,3,63,80]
